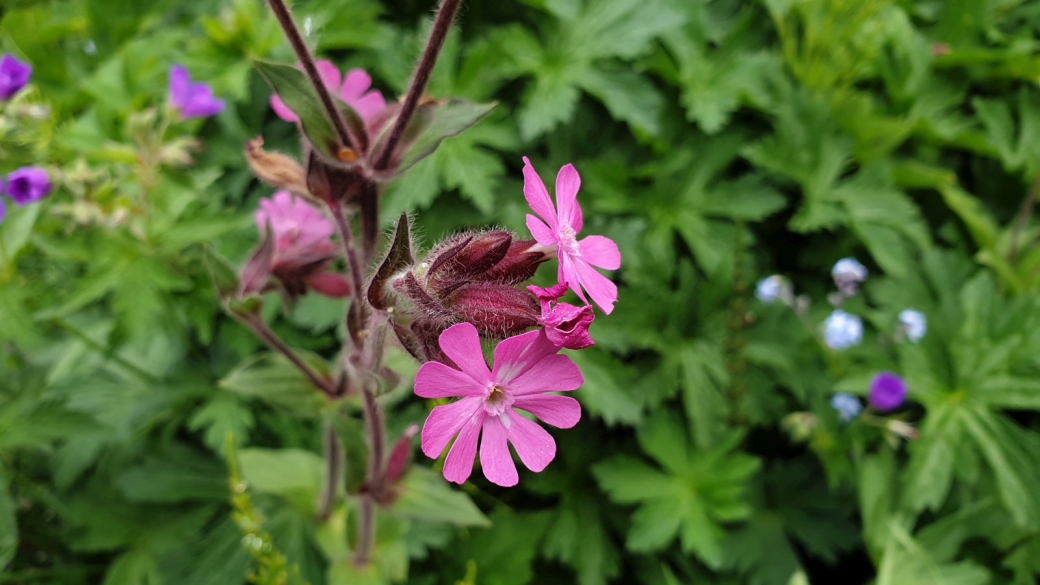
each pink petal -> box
[437,323,491,384]
[559,254,589,305]
[513,395,581,429]
[351,91,387,126]
[339,69,372,101]
[492,329,559,384]
[442,412,484,484]
[578,235,621,270]
[575,261,618,315]
[508,354,584,396]
[415,361,486,399]
[502,410,556,472]
[522,157,559,231]
[270,95,299,123]
[526,215,558,247]
[421,396,483,459]
[315,60,342,92]
[479,416,518,487]
[555,163,583,233]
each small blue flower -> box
[831,393,862,422]
[898,309,926,343]
[755,275,790,304]
[832,258,868,296]
[823,310,863,350]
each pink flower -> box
[415,323,583,487]
[523,157,621,314]
[528,284,595,350]
[270,60,386,128]
[251,190,351,298]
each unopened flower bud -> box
[246,137,310,197]
[480,239,550,285]
[426,231,512,294]
[384,423,419,485]
[444,284,540,337]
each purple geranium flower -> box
[869,372,907,412]
[0,197,6,225]
[0,54,32,100]
[168,65,225,119]
[6,167,51,205]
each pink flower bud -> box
[304,271,352,298]
[480,239,550,285]
[426,231,512,293]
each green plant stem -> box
[329,202,367,312]
[237,314,336,397]
[317,423,340,521]
[266,0,363,154]
[373,0,462,170]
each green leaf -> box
[238,448,324,514]
[388,98,497,175]
[331,412,369,494]
[219,352,327,414]
[569,348,644,426]
[254,59,365,160]
[578,68,662,136]
[116,451,227,503]
[0,473,16,571]
[390,467,490,527]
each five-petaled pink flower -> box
[415,322,583,487]
[251,190,351,298]
[528,283,595,350]
[270,60,386,129]
[523,157,621,314]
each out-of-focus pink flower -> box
[252,190,351,299]
[523,157,620,314]
[415,323,583,487]
[270,61,386,129]
[168,65,225,119]
[528,283,594,350]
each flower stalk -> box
[373,0,462,170]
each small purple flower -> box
[0,197,6,225]
[869,372,907,412]
[756,275,792,304]
[168,65,225,119]
[5,167,51,205]
[0,54,32,100]
[830,393,862,422]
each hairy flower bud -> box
[480,239,549,285]
[444,284,540,337]
[384,423,419,485]
[426,231,512,294]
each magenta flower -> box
[168,65,225,119]
[523,157,621,314]
[5,167,51,205]
[270,61,386,129]
[868,372,907,412]
[415,323,583,487]
[0,198,5,225]
[528,283,595,350]
[249,190,351,298]
[0,54,32,100]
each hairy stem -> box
[373,0,462,170]
[238,314,336,397]
[266,0,364,153]
[317,423,341,521]
[1008,172,1040,262]
[354,382,385,567]
[329,201,369,344]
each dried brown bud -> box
[245,137,309,197]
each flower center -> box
[559,227,581,257]
[483,385,514,416]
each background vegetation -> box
[4,0,1040,584]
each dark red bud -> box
[480,239,550,285]
[445,284,540,338]
[428,231,512,293]
[305,149,366,206]
[393,272,454,323]
[411,320,456,366]
[305,271,353,298]
[384,423,419,485]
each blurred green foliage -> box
[4,0,1040,584]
